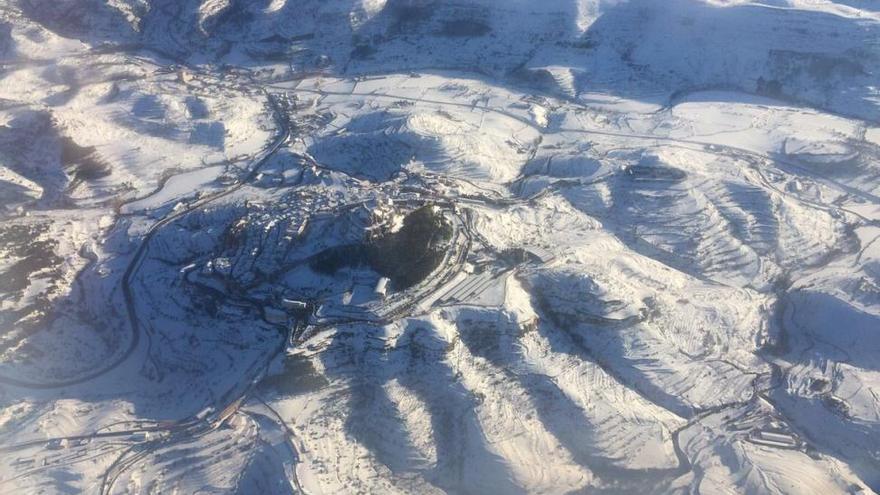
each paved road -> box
[280,83,879,215]
[7,70,878,491]
[0,92,289,389]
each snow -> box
[121,164,225,213]
[1,0,880,493]
[867,127,880,147]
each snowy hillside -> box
[1,1,879,494]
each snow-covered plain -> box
[1,0,880,493]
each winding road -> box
[5,66,878,493]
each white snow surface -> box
[1,1,880,494]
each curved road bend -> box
[0,92,290,389]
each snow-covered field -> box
[1,1,879,494]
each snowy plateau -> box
[1,0,880,493]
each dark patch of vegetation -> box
[809,377,830,393]
[184,96,210,119]
[499,248,540,266]
[756,77,784,99]
[393,5,430,23]
[261,354,329,396]
[370,205,453,288]
[310,244,370,273]
[310,205,453,290]
[61,136,111,182]
[60,136,93,165]
[213,3,255,31]
[440,19,490,37]
[557,38,598,50]
[823,395,850,417]
[259,34,289,43]
[532,290,581,331]
[768,50,865,88]
[625,165,686,182]
[510,67,560,92]
[350,44,377,60]
[289,33,316,42]
[806,56,864,79]
[391,4,432,33]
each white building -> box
[374,277,390,299]
[281,298,308,311]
